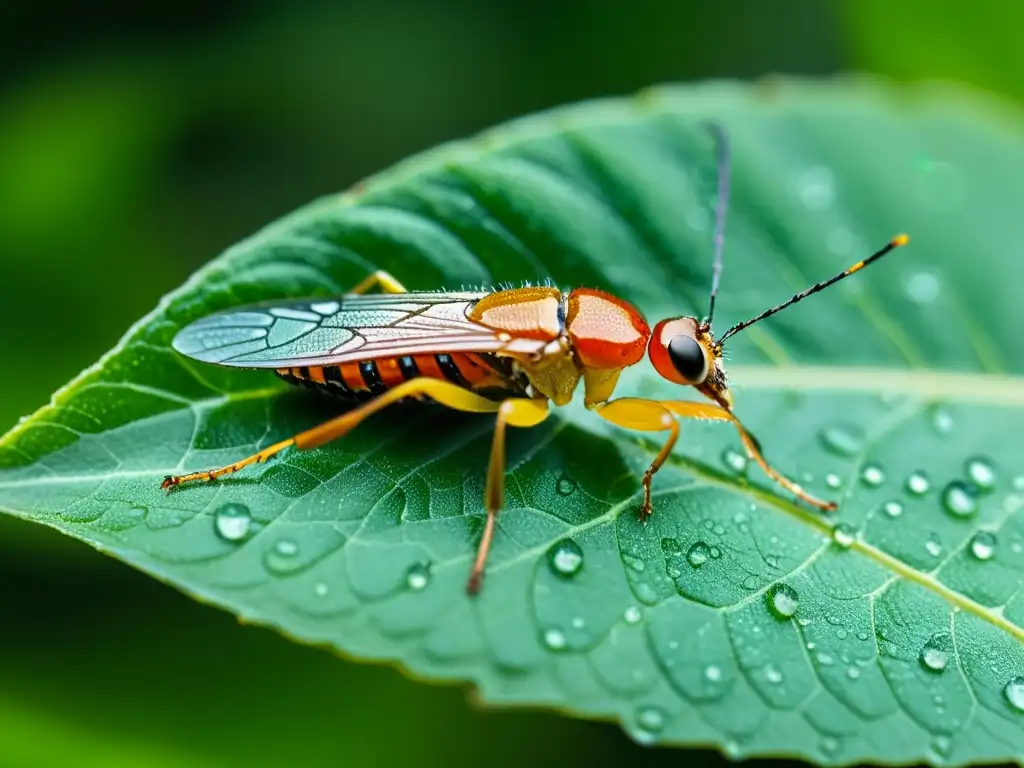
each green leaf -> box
[2,77,1023,764]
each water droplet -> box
[555,474,577,496]
[314,582,329,597]
[635,706,665,734]
[836,628,848,640]
[861,463,886,487]
[571,616,585,630]
[687,542,710,567]
[920,634,950,672]
[406,563,430,590]
[543,628,567,650]
[970,531,997,561]
[623,554,646,572]
[720,447,748,474]
[548,538,584,577]
[931,406,954,434]
[881,499,904,518]
[931,735,952,758]
[906,470,931,496]
[1013,475,1024,492]
[820,736,839,756]
[704,664,723,682]
[942,481,979,518]
[764,665,783,684]
[624,606,642,625]
[857,631,869,641]
[264,538,301,574]
[709,546,722,559]
[796,166,836,210]
[832,523,856,548]
[214,503,252,542]
[766,583,799,619]
[817,652,835,666]
[925,534,943,558]
[820,425,863,457]
[1004,676,1024,711]
[847,666,861,680]
[825,473,842,489]
[904,271,941,304]
[965,457,997,490]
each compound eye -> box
[667,334,708,383]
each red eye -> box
[648,317,709,385]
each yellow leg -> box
[347,269,408,295]
[466,398,550,595]
[161,378,508,490]
[592,397,837,516]
[591,398,679,520]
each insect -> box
[162,123,909,595]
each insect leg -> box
[347,270,409,295]
[467,397,550,596]
[659,399,837,512]
[590,398,679,520]
[161,378,506,490]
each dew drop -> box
[965,457,997,490]
[920,633,950,672]
[796,166,836,210]
[214,503,253,542]
[931,406,954,434]
[1013,475,1024,492]
[820,425,863,457]
[825,473,842,489]
[942,479,979,517]
[819,736,839,757]
[264,538,301,574]
[857,631,869,641]
[882,500,904,518]
[687,542,710,567]
[314,582,329,598]
[1004,676,1024,712]
[816,652,834,666]
[624,606,642,625]
[925,534,943,558]
[906,470,931,496]
[766,583,800,619]
[624,554,646,572]
[709,546,722,559]
[635,705,665,734]
[764,665,784,684]
[721,448,748,473]
[860,463,886,487]
[832,522,856,548]
[406,563,431,591]
[543,628,567,650]
[836,628,848,640]
[548,538,584,577]
[704,664,723,682]
[847,666,861,680]
[904,271,941,304]
[555,474,577,496]
[970,531,997,561]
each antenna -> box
[702,120,731,330]
[717,234,910,344]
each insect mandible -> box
[162,123,909,594]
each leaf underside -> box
[2,78,1023,766]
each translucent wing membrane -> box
[171,291,548,368]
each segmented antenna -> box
[702,120,731,330]
[718,234,910,343]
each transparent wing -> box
[171,291,547,368]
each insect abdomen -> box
[274,353,525,401]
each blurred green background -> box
[2,1,1021,766]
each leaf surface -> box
[2,79,1023,765]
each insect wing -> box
[171,291,545,367]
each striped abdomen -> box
[275,352,527,402]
